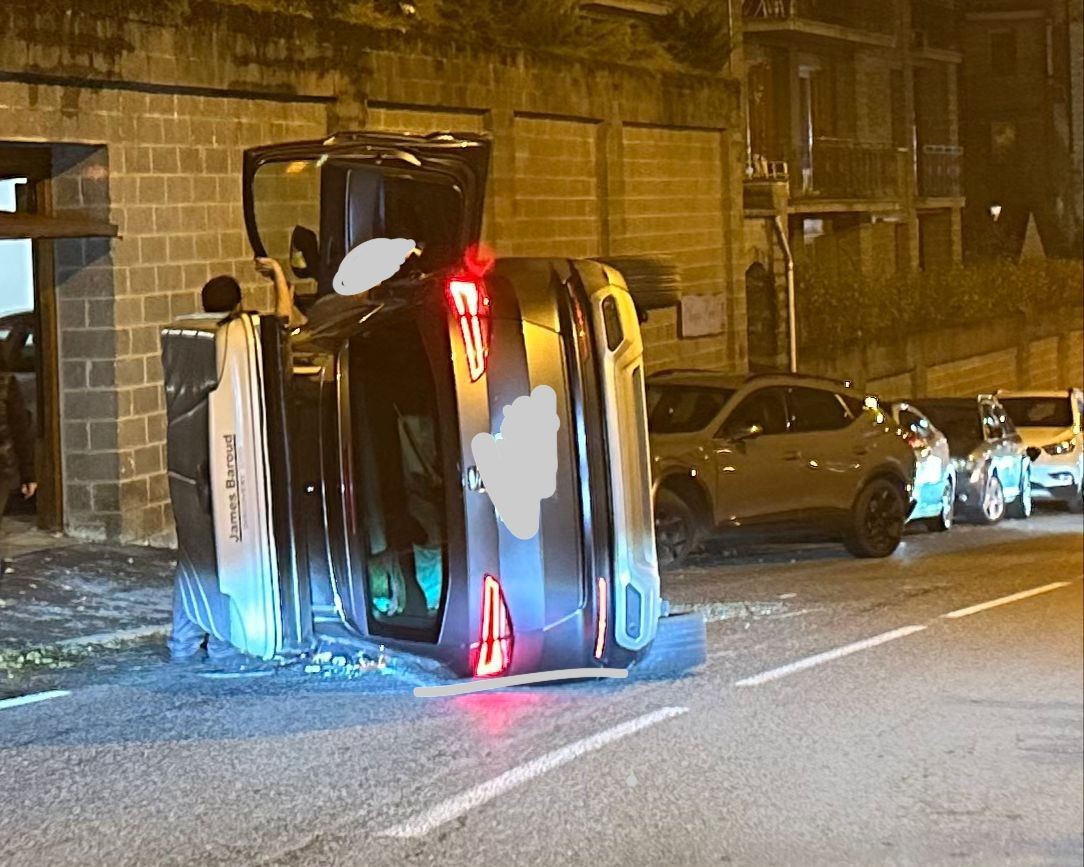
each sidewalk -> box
[1,515,174,658]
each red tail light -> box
[446,275,491,381]
[473,574,513,677]
[594,577,607,660]
[904,431,926,450]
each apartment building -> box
[739,0,966,368]
[960,0,1083,258]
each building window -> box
[989,30,1017,75]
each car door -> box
[709,386,790,524]
[782,386,865,513]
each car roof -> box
[647,369,852,392]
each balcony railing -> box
[742,0,896,36]
[917,144,963,197]
[795,138,901,200]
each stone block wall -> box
[1,2,745,544]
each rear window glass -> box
[250,158,465,299]
[998,397,1073,428]
[922,404,983,443]
[647,385,734,433]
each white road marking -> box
[378,706,689,838]
[0,690,70,711]
[942,582,1072,620]
[735,625,927,687]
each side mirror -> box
[1025,446,1041,463]
[289,225,320,280]
[726,422,764,442]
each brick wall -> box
[1,2,745,544]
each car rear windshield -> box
[921,404,983,444]
[250,157,465,298]
[647,385,735,434]
[998,397,1073,428]
[349,311,454,641]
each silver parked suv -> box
[648,371,917,564]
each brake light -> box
[446,275,491,381]
[594,577,607,660]
[473,574,513,677]
[904,430,926,450]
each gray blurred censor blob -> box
[471,385,560,540]
[332,237,418,295]
[414,668,628,698]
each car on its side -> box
[996,389,1083,513]
[887,401,955,531]
[647,371,916,564]
[912,396,1038,524]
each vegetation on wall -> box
[796,259,1084,350]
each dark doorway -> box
[0,146,63,531]
[746,261,779,371]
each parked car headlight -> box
[1042,439,1076,456]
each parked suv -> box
[996,389,1083,513]
[648,372,916,564]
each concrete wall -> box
[799,313,1084,399]
[0,1,745,544]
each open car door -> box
[242,131,490,303]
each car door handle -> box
[853,445,868,455]
[783,450,802,461]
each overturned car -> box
[161,132,703,679]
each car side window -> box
[719,387,787,437]
[982,403,1004,440]
[647,386,733,434]
[787,387,852,433]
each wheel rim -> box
[983,475,1005,521]
[1020,470,1032,517]
[864,487,904,550]
[655,509,689,564]
[941,479,954,528]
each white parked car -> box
[889,401,955,530]
[996,389,1084,513]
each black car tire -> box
[1006,467,1033,520]
[925,476,955,533]
[975,473,1006,525]
[844,478,906,558]
[653,489,702,568]
[1067,483,1084,514]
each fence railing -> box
[742,0,896,36]
[916,144,963,198]
[793,138,901,199]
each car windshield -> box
[921,405,983,444]
[647,385,735,434]
[998,397,1073,428]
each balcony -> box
[744,157,791,213]
[916,144,963,198]
[795,138,902,201]
[742,0,896,44]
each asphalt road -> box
[1,511,1081,866]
